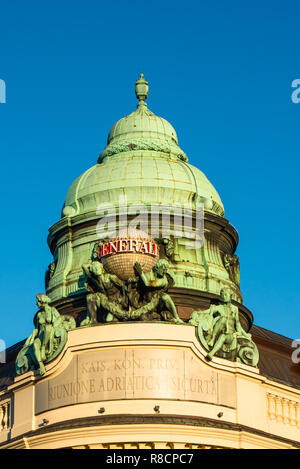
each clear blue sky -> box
[1,0,299,347]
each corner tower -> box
[46,74,249,329]
[3,75,299,451]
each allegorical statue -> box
[16,294,76,376]
[81,261,129,324]
[189,287,259,367]
[224,254,240,287]
[80,258,183,324]
[129,260,183,323]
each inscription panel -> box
[35,347,236,414]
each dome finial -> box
[135,73,149,103]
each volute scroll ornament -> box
[189,288,259,367]
[16,294,76,376]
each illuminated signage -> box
[98,239,158,259]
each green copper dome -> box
[48,75,243,307]
[106,101,178,144]
[63,157,224,217]
[107,74,178,146]
[98,74,187,164]
[62,74,224,218]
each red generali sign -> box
[98,239,158,259]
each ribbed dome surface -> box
[107,102,178,145]
[62,74,224,218]
[63,153,224,217]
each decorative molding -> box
[211,201,225,218]
[1,414,300,449]
[98,139,188,163]
[71,442,228,449]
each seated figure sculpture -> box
[81,261,128,324]
[189,287,259,367]
[130,260,184,323]
[16,294,75,376]
[81,258,183,324]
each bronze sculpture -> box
[16,294,75,376]
[189,288,259,367]
[81,259,183,324]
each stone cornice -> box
[1,414,299,449]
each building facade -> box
[0,75,299,449]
